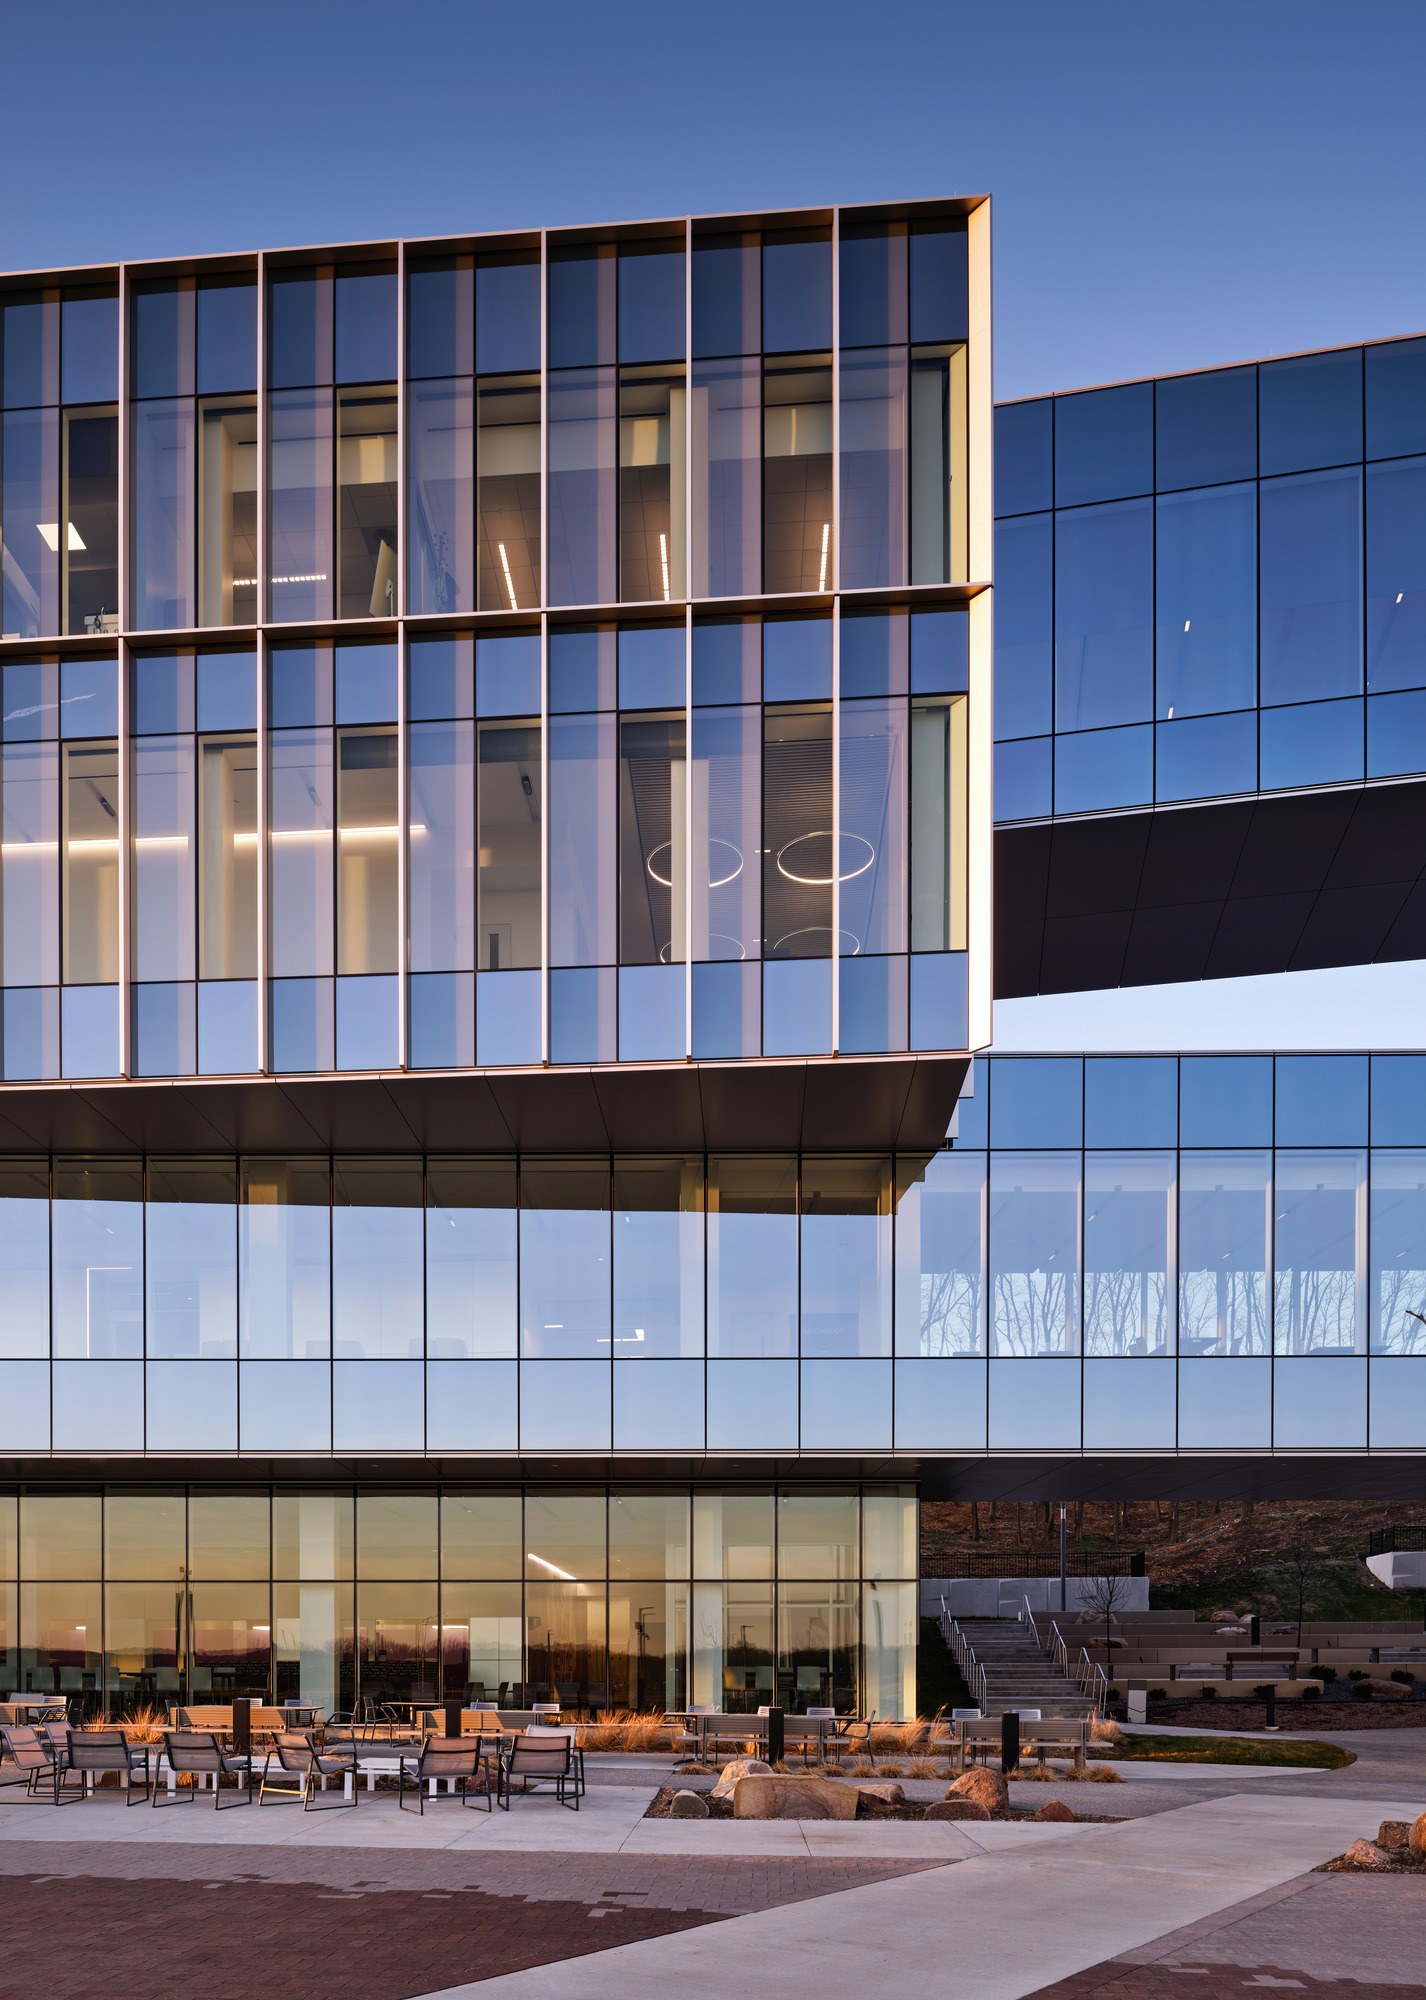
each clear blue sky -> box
[4,0,1425,402]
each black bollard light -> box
[231,1695,251,1755]
[1000,1709,1020,1778]
[445,1700,463,1739]
[766,1705,785,1766]
[1264,1687,1277,1730]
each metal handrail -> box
[1049,1619,1069,1672]
[940,1600,987,1711]
[1020,1595,1040,1650]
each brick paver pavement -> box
[0,1844,946,1998]
[1024,1872,1426,2000]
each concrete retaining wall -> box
[921,1576,1152,1620]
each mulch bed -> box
[644,1786,1122,1823]
[1151,1701,1426,1732]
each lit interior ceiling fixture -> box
[646,839,742,888]
[36,523,86,552]
[498,541,519,612]
[818,521,830,592]
[775,830,874,884]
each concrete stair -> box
[956,1617,1099,1718]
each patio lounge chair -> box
[0,1723,80,1805]
[259,1731,358,1810]
[497,1726,584,1811]
[397,1735,495,1815]
[65,1728,152,1804]
[154,1730,253,1809]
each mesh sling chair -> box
[397,1735,496,1815]
[258,1730,357,1810]
[497,1726,585,1812]
[65,1728,153,1804]
[154,1730,253,1809]
[0,1723,81,1805]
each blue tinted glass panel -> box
[1366,337,1426,460]
[909,952,966,1051]
[618,964,684,1060]
[549,626,616,711]
[3,294,54,409]
[989,1057,1081,1147]
[840,611,907,698]
[550,965,616,1063]
[132,653,193,735]
[839,224,907,349]
[910,609,968,693]
[1366,458,1426,692]
[1178,1357,1270,1447]
[1180,1055,1272,1145]
[197,980,257,1075]
[762,232,831,353]
[1259,349,1362,476]
[409,635,473,720]
[1054,725,1151,814]
[1259,698,1363,789]
[1370,1359,1426,1445]
[893,1360,984,1448]
[992,737,1051,821]
[475,967,541,1065]
[334,642,397,724]
[801,1360,891,1448]
[706,1360,798,1449]
[1275,1054,1368,1144]
[268,271,331,389]
[548,247,615,370]
[476,257,540,375]
[618,246,685,364]
[1181,1151,1270,1355]
[1155,710,1256,803]
[407,259,473,380]
[1259,469,1362,703]
[133,981,195,1076]
[4,988,58,1080]
[838,954,907,1054]
[1155,484,1256,717]
[1275,1358,1366,1449]
[994,400,1052,517]
[519,1172,610,1360]
[61,657,118,736]
[1054,383,1152,508]
[614,1361,704,1450]
[409,971,474,1068]
[196,651,257,732]
[762,617,831,701]
[1082,1360,1175,1449]
[271,976,334,1073]
[332,1361,423,1451]
[952,1057,988,1147]
[1367,690,1426,777]
[1371,1055,1426,1144]
[1154,366,1256,490]
[987,1359,1079,1438]
[334,268,396,385]
[195,280,256,396]
[1084,1056,1177,1147]
[335,974,397,1070]
[692,236,760,360]
[763,958,830,1055]
[1054,500,1152,729]
[909,222,967,343]
[691,960,759,1058]
[61,293,118,405]
[618,624,684,709]
[61,984,119,1077]
[994,514,1052,737]
[131,284,193,400]
[476,633,540,716]
[269,645,332,728]
[692,619,759,704]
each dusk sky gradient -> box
[4,0,1425,402]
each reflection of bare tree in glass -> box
[992,1270,1074,1355]
[1085,1266,1169,1355]
[920,1264,984,1354]
[1274,1266,1357,1353]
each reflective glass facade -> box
[994,336,1426,820]
[0,204,992,1080]
[0,1485,918,1722]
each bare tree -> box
[1282,1544,1326,1646]
[1079,1571,1136,1688]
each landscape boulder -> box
[949,1767,1010,1812]
[732,1776,859,1821]
[856,1782,906,1804]
[925,1797,991,1822]
[1034,1799,1075,1823]
[669,1790,709,1818]
[711,1757,771,1800]
[1377,1820,1411,1850]
[1341,1839,1395,1870]
[1412,1812,1426,1861]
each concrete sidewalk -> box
[411,1789,1426,2000]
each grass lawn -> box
[1095,1733,1353,1769]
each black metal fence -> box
[1367,1526,1426,1556]
[928,1551,1146,1579]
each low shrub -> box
[1301,1683,1322,1701]
[1390,1669,1416,1686]
[1348,1669,1370,1683]
[1350,1679,1375,1700]
[1149,1689,1168,1701]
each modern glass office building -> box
[0,200,991,1714]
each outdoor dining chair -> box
[397,1735,495,1815]
[65,1728,152,1804]
[154,1730,253,1809]
[0,1723,79,1805]
[258,1731,357,1811]
[497,1726,584,1811]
